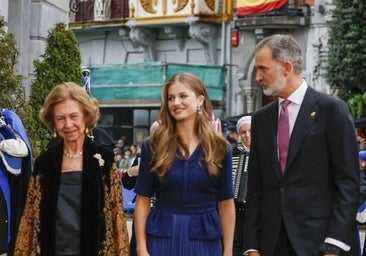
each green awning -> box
[89,62,226,102]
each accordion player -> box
[232,142,250,256]
[232,145,249,205]
[232,115,251,256]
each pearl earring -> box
[197,105,202,114]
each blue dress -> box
[135,139,234,256]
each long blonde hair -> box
[150,73,228,180]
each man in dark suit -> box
[242,34,360,256]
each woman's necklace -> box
[63,150,83,158]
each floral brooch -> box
[93,153,105,166]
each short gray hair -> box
[256,34,303,75]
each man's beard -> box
[262,78,286,97]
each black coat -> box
[14,137,132,256]
[36,138,114,255]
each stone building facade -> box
[1,0,333,142]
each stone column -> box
[242,87,259,114]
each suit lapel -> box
[285,87,319,173]
[266,102,283,181]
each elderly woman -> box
[15,82,129,255]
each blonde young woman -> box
[14,82,129,255]
[134,73,235,256]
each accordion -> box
[232,147,249,204]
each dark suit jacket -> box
[121,156,139,196]
[243,87,360,255]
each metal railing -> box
[69,0,129,22]
[258,0,310,17]
[69,0,310,23]
[235,0,311,18]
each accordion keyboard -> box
[232,149,249,204]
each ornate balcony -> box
[69,0,233,26]
[69,0,129,22]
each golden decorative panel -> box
[137,0,217,15]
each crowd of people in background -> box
[113,138,141,179]
[357,127,366,256]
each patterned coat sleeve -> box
[101,161,130,255]
[14,175,42,256]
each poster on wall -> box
[236,0,288,16]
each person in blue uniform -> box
[134,72,235,256]
[0,109,32,256]
[81,68,90,94]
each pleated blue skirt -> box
[147,212,223,256]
